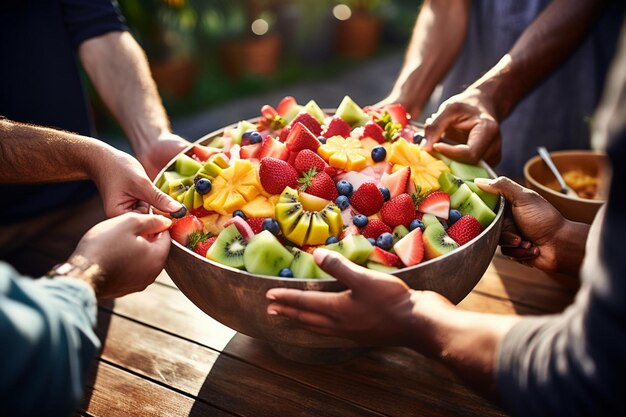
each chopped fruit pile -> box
[156,96,500,278]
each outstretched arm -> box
[79,31,189,178]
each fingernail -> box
[420,139,427,148]
[313,248,330,264]
[170,205,187,219]
[474,178,493,186]
[266,292,276,300]
[267,308,278,316]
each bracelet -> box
[46,255,104,288]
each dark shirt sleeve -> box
[61,0,127,49]
[0,264,100,417]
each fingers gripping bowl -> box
[156,97,504,358]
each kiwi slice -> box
[324,235,373,265]
[465,181,499,212]
[423,223,459,260]
[175,154,202,177]
[335,96,369,127]
[438,171,464,194]
[243,231,294,276]
[366,261,399,273]
[450,183,473,209]
[289,248,332,279]
[157,171,187,193]
[457,193,496,229]
[392,225,409,245]
[449,161,489,181]
[206,224,247,269]
[303,99,326,123]
[431,151,453,166]
[421,213,440,228]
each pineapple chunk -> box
[318,136,369,171]
[388,139,449,194]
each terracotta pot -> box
[150,56,198,98]
[220,34,282,79]
[336,13,382,58]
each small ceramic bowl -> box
[524,150,608,224]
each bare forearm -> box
[79,31,170,157]
[387,0,470,117]
[472,0,608,120]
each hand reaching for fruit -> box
[70,212,172,299]
[136,132,190,180]
[475,177,589,276]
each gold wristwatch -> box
[46,255,103,287]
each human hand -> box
[137,132,190,180]
[88,144,184,217]
[475,177,587,274]
[266,249,453,347]
[70,212,172,299]
[422,87,502,166]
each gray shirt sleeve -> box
[0,263,100,417]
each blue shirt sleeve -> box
[0,263,100,417]
[60,0,127,49]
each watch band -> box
[46,255,103,284]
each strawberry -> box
[194,236,217,257]
[240,143,261,159]
[418,191,450,219]
[323,117,352,138]
[285,122,320,152]
[361,121,386,144]
[278,125,290,142]
[368,246,400,267]
[380,194,415,227]
[258,136,289,160]
[246,217,266,234]
[259,157,299,194]
[223,216,255,242]
[170,215,204,246]
[379,166,410,198]
[189,206,212,218]
[298,169,338,201]
[447,215,481,245]
[361,219,392,239]
[340,224,360,239]
[192,145,221,162]
[294,149,326,174]
[290,112,322,136]
[393,228,424,267]
[259,104,287,131]
[277,96,298,117]
[385,103,409,128]
[349,182,384,216]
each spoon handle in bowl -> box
[537,147,569,193]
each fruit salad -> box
[156,96,500,278]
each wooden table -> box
[79,251,578,417]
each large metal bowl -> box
[160,119,504,361]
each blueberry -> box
[379,186,390,201]
[325,236,339,245]
[262,218,280,235]
[413,133,424,144]
[448,209,462,225]
[353,214,368,228]
[249,131,263,144]
[336,180,353,197]
[376,232,394,250]
[278,267,294,278]
[171,205,187,219]
[371,146,387,162]
[367,237,376,246]
[409,218,425,231]
[335,195,350,210]
[195,178,212,195]
[242,130,254,140]
[233,210,247,220]
[317,136,327,144]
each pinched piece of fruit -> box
[387,139,449,194]
[202,160,262,215]
[318,136,369,172]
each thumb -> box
[313,248,382,291]
[475,176,529,203]
[146,183,185,214]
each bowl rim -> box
[523,149,607,205]
[157,117,505,282]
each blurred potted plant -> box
[334,0,389,58]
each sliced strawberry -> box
[259,157,299,195]
[298,169,338,201]
[285,122,320,152]
[379,166,410,198]
[170,215,204,246]
[349,182,384,216]
[294,149,327,174]
[223,216,255,242]
[368,246,400,267]
[261,104,279,120]
[290,112,322,136]
[323,117,352,138]
[258,136,289,160]
[385,103,409,128]
[193,145,221,162]
[380,193,415,228]
[339,224,360,240]
[393,228,424,267]
[194,236,217,257]
[447,215,482,245]
[189,206,212,218]
[361,121,386,144]
[240,143,262,159]
[418,191,450,220]
[363,105,383,121]
[246,217,266,234]
[361,219,392,239]
[278,125,291,142]
[277,96,299,117]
